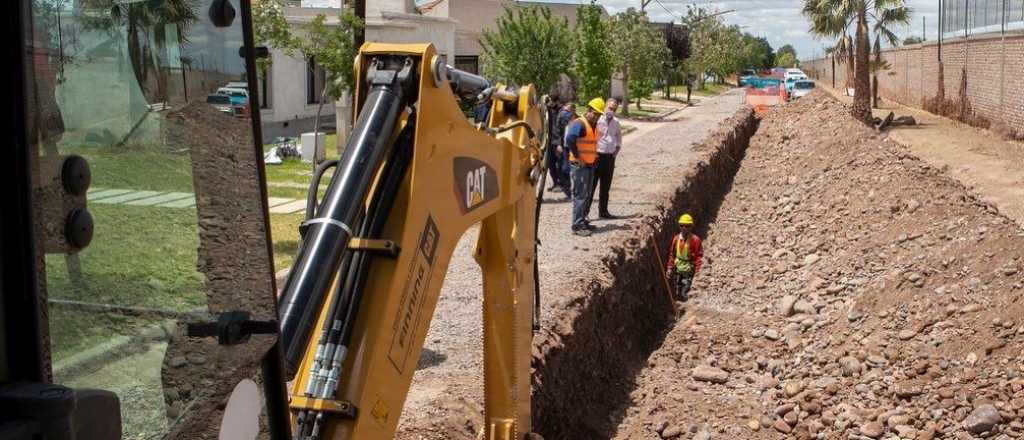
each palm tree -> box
[803,0,869,120]
[803,0,907,121]
[870,0,911,108]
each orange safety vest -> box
[569,118,598,166]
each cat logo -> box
[454,157,498,214]
[466,166,487,209]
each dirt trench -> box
[530,107,760,439]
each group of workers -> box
[544,95,703,304]
[548,96,623,237]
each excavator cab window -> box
[3,0,284,439]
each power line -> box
[653,0,682,20]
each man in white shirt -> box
[589,98,622,219]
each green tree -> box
[253,3,361,164]
[573,1,613,101]
[609,8,669,113]
[80,0,199,102]
[480,5,573,94]
[776,44,798,62]
[776,52,798,68]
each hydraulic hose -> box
[278,57,417,377]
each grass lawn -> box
[47,133,333,363]
[663,83,733,98]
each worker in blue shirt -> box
[565,97,604,237]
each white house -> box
[259,0,456,150]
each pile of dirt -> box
[611,91,1024,440]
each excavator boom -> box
[281,43,545,440]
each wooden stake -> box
[651,235,678,316]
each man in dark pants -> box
[548,102,575,199]
[587,98,622,219]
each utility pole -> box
[641,0,653,12]
[923,16,926,41]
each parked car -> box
[206,94,232,113]
[784,75,808,93]
[790,80,816,99]
[739,69,757,86]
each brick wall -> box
[802,30,1024,130]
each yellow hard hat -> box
[587,97,605,113]
[678,214,694,226]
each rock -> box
[898,329,918,340]
[894,381,924,399]
[166,401,183,419]
[784,380,804,398]
[660,425,683,438]
[169,356,188,368]
[773,419,793,434]
[907,199,921,213]
[840,356,863,376]
[692,366,729,384]
[963,404,1002,434]
[775,404,797,416]
[764,329,781,341]
[773,249,795,261]
[848,310,864,322]
[859,421,884,439]
[747,419,761,432]
[793,300,816,315]
[804,254,821,266]
[779,295,798,317]
[186,354,207,365]
[894,425,917,438]
[783,410,799,426]
[692,431,711,440]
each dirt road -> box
[396,90,745,438]
[612,92,1024,440]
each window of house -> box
[454,55,479,75]
[307,56,327,104]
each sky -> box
[519,0,942,60]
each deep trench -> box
[530,107,760,440]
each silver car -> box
[790,80,816,100]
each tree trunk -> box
[852,10,872,122]
[872,38,881,109]
[936,61,945,101]
[621,67,630,116]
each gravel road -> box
[396,90,745,438]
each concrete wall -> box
[802,30,1024,130]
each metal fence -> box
[941,0,1024,37]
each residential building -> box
[260,0,456,145]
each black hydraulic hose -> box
[337,116,416,349]
[306,159,340,221]
[278,62,414,377]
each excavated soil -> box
[611,92,1024,440]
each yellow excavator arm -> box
[277,43,545,440]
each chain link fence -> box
[941,0,1024,37]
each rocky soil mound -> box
[611,91,1024,440]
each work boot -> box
[572,228,592,237]
[599,212,619,220]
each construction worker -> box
[665,214,703,301]
[565,97,604,237]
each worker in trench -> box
[665,214,703,303]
